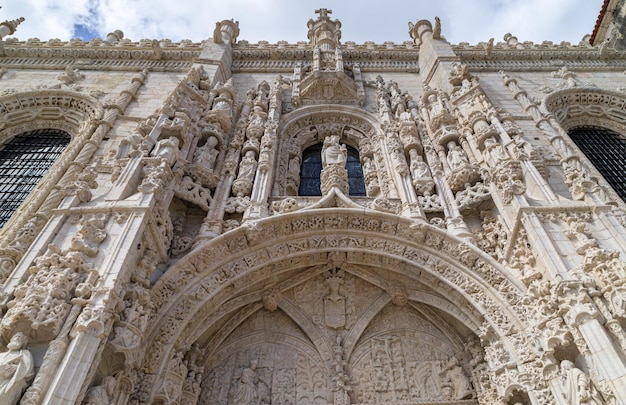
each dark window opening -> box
[346,146,366,196]
[0,129,70,228]
[298,143,366,197]
[568,126,626,202]
[299,143,323,196]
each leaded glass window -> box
[0,129,71,228]
[568,126,626,201]
[346,146,366,196]
[298,143,366,196]
[299,144,323,196]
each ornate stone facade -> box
[1,3,626,404]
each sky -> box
[1,0,604,46]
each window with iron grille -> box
[568,126,626,202]
[298,143,366,196]
[0,129,71,228]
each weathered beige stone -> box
[0,3,626,404]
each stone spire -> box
[0,16,25,39]
[307,9,344,73]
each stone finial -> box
[408,19,433,45]
[0,17,25,39]
[307,8,342,48]
[213,19,240,45]
[105,30,124,44]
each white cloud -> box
[1,0,604,45]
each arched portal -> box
[139,209,529,404]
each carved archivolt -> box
[280,105,379,142]
[543,88,626,204]
[0,90,103,244]
[140,209,528,401]
[543,88,626,135]
[0,90,102,142]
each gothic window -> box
[346,146,366,196]
[568,126,626,201]
[299,143,323,196]
[0,129,71,228]
[298,143,366,196]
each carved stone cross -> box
[315,8,332,18]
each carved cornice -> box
[1,38,202,71]
[454,42,626,71]
[232,41,419,73]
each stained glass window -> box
[298,143,366,196]
[299,144,323,196]
[0,130,70,228]
[568,126,626,201]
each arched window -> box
[346,146,366,196]
[298,143,366,196]
[568,126,626,201]
[299,143,323,196]
[0,129,71,228]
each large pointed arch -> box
[140,209,530,402]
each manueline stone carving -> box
[0,332,34,405]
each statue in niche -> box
[152,136,180,166]
[512,134,533,160]
[483,136,510,166]
[82,376,117,405]
[439,356,473,400]
[238,150,258,182]
[286,155,301,195]
[322,135,347,168]
[427,93,444,117]
[0,332,34,405]
[408,149,434,196]
[193,135,219,169]
[446,141,469,171]
[231,359,270,405]
[389,81,406,116]
[560,360,603,405]
[232,150,258,197]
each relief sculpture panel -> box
[349,305,477,404]
[199,272,477,404]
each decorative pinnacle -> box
[0,17,25,36]
[315,8,332,19]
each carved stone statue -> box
[232,150,258,197]
[237,150,258,183]
[0,332,34,405]
[560,360,603,405]
[322,135,347,168]
[193,136,219,169]
[439,356,473,400]
[446,141,469,171]
[152,136,180,166]
[231,359,270,405]
[408,148,435,195]
[483,136,510,166]
[82,376,117,405]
